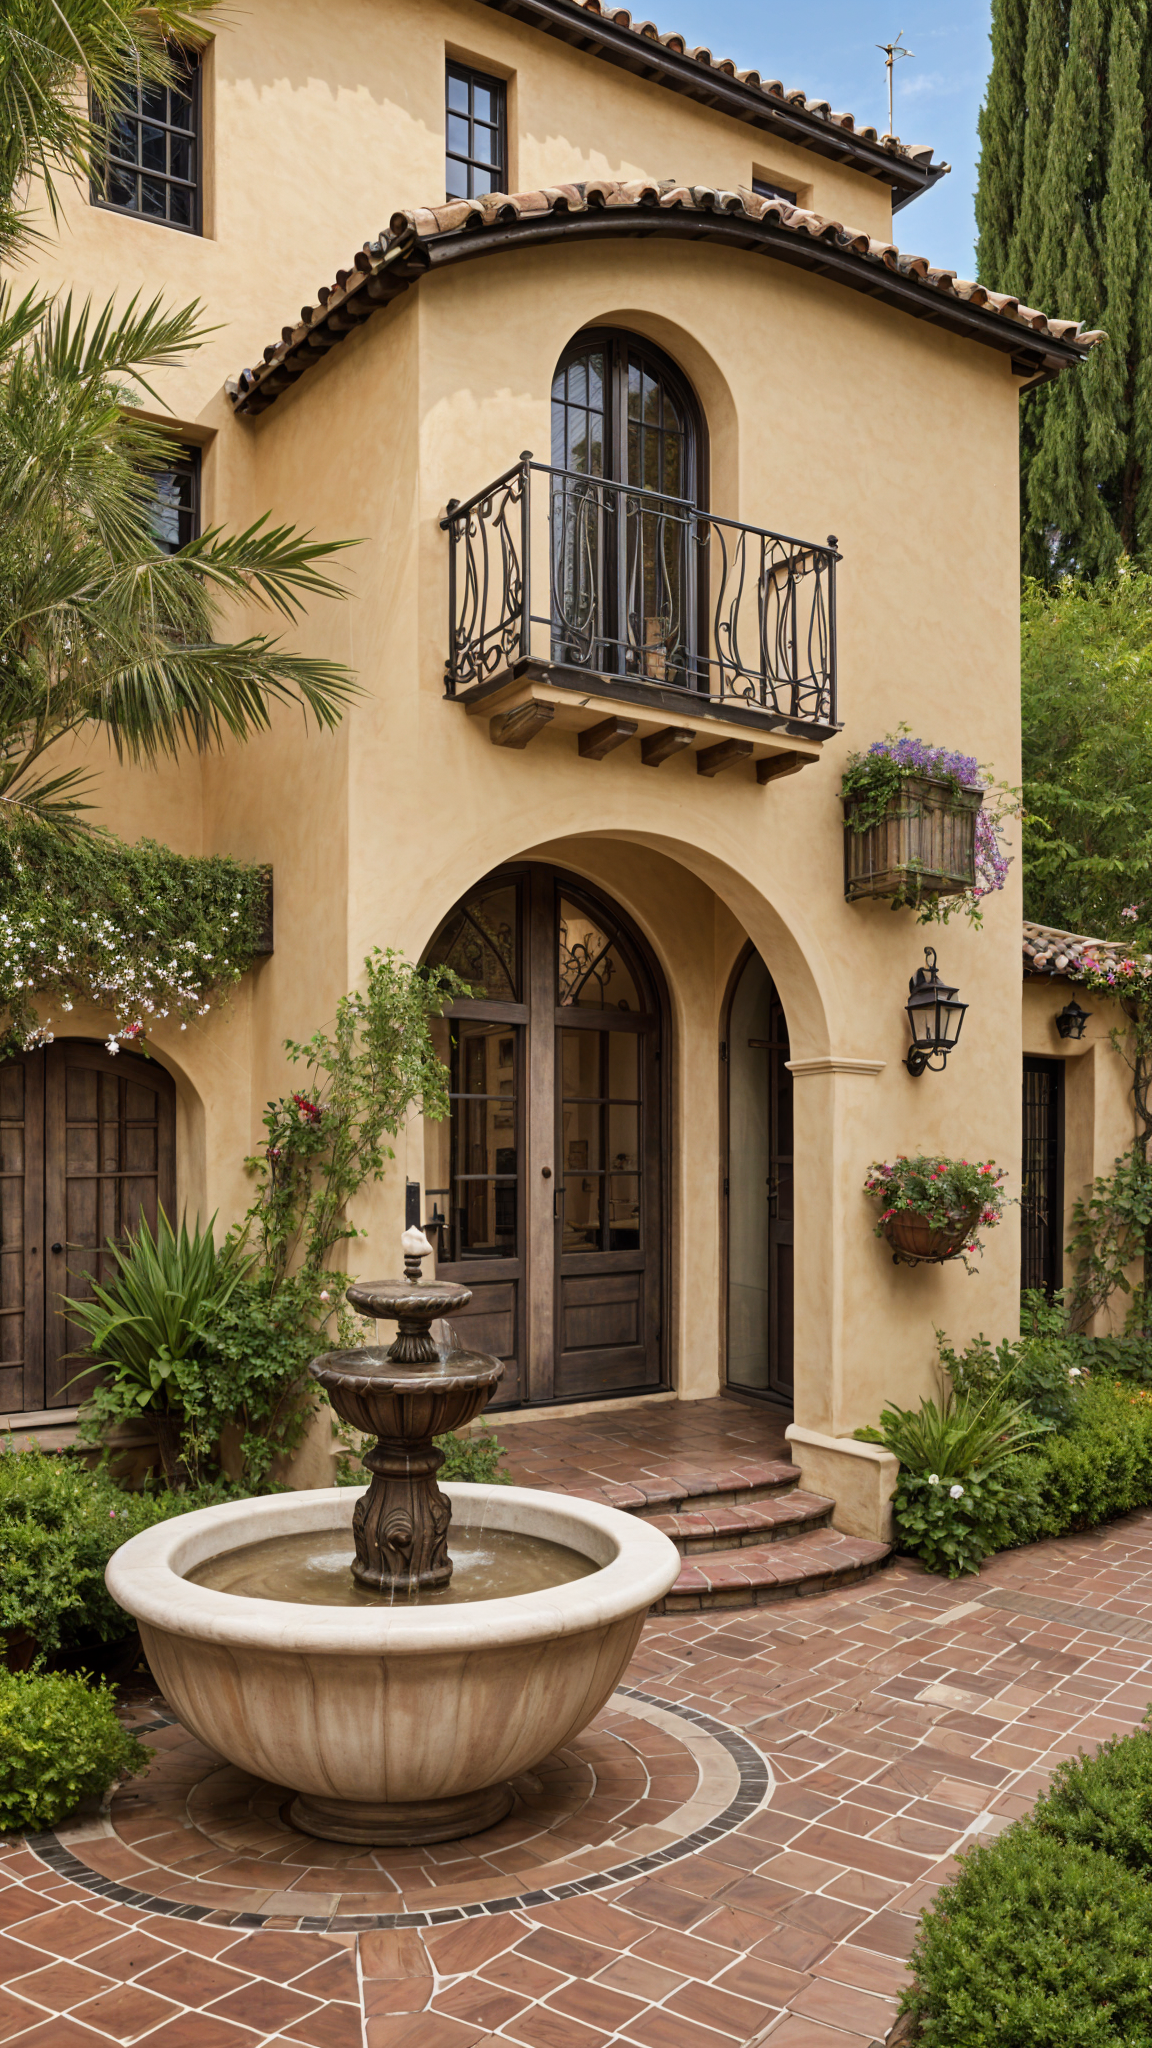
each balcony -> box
[442,457,840,778]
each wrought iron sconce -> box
[1055,998,1092,1041]
[905,947,968,1077]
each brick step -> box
[556,1458,803,1520]
[646,1489,835,1555]
[652,1531,892,1612]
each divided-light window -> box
[446,62,507,200]
[150,448,200,553]
[91,48,201,232]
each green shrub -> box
[1035,1729,1152,1873]
[938,1292,1081,1430]
[891,1467,1036,1579]
[904,1831,1152,2046]
[855,1382,1041,1480]
[437,1428,509,1485]
[0,1448,173,1656]
[0,1668,151,1832]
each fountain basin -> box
[106,1483,680,1846]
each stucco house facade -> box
[3,0,1132,1526]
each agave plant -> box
[857,1381,1042,1481]
[64,1209,249,1478]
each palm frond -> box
[90,640,359,759]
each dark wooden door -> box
[0,1041,175,1415]
[425,866,665,1407]
[725,950,794,1404]
[1021,1056,1063,1296]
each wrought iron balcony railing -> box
[442,456,839,737]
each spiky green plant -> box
[857,1381,1043,1480]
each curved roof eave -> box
[227,180,1104,419]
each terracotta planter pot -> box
[844,774,983,904]
[883,1210,979,1264]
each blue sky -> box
[664,2,993,275]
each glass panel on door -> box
[426,1018,518,1261]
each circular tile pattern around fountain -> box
[36,1687,773,1933]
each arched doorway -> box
[550,329,706,689]
[0,1040,176,1415]
[424,864,667,1407]
[724,949,793,1404]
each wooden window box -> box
[843,774,983,905]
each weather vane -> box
[876,30,914,138]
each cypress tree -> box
[975,0,1152,575]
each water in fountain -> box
[189,1524,595,1606]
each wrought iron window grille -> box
[441,456,840,737]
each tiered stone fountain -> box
[108,1231,679,1846]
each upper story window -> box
[446,62,506,200]
[92,49,201,233]
[753,177,798,206]
[150,447,200,553]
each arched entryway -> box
[423,864,667,1407]
[724,949,793,1405]
[0,1040,175,1415]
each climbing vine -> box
[0,823,270,1056]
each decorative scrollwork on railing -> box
[442,460,838,735]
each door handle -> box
[553,1185,565,1222]
[51,1242,63,1254]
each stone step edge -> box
[651,1534,892,1612]
[647,1489,835,1554]
[549,1459,802,1519]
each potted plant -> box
[841,735,1009,920]
[864,1155,1008,1270]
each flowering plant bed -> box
[842,734,1013,924]
[864,1155,1008,1270]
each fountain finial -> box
[401,1224,433,1283]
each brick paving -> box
[2,1399,1152,2046]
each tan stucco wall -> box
[17,0,895,427]
[18,3,1035,1442]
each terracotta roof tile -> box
[227,179,1104,416]
[472,0,945,193]
[1022,919,1139,978]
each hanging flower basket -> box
[864,1155,1008,1273]
[882,1210,980,1266]
[843,773,984,906]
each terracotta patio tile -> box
[362,1975,431,2017]
[136,1953,255,2007]
[70,1981,181,2041]
[289,1947,360,2001]
[630,1925,737,1978]
[714,1953,812,2007]
[218,1930,339,1982]
[618,2005,735,2048]
[480,1951,566,2000]
[515,1928,616,1979]
[666,1973,773,2037]
[433,1976,528,2029]
[0,1989,42,2044]
[280,2002,365,2048]
[528,1895,649,1949]
[357,1929,432,1978]
[789,1974,896,2034]
[813,1943,911,1998]
[755,2018,873,2047]
[501,2005,609,2048]
[845,1909,919,1959]
[0,2022,115,2048]
[365,2017,486,2048]
[9,1904,114,1959]
[545,1974,647,2031]
[7,1958,114,2009]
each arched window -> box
[550,331,705,690]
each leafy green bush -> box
[856,1383,1040,1481]
[1035,1729,1152,1873]
[0,1668,151,1832]
[1028,1379,1152,1534]
[904,1831,1152,2045]
[68,1209,251,1482]
[0,1448,172,1656]
[437,1428,509,1485]
[890,1468,1036,1579]
[939,1292,1082,1430]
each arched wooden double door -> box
[424,866,666,1407]
[0,1041,175,1415]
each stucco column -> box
[788,1056,886,1437]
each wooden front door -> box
[424,866,665,1407]
[0,1041,175,1416]
[1021,1056,1064,1297]
[725,949,794,1404]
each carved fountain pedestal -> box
[308,1232,504,1596]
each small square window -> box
[150,447,200,554]
[445,62,507,202]
[92,49,201,233]
[753,176,798,207]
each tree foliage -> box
[976,0,1152,578]
[1021,567,1152,932]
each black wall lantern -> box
[905,946,968,1077]
[1055,997,1092,1041]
